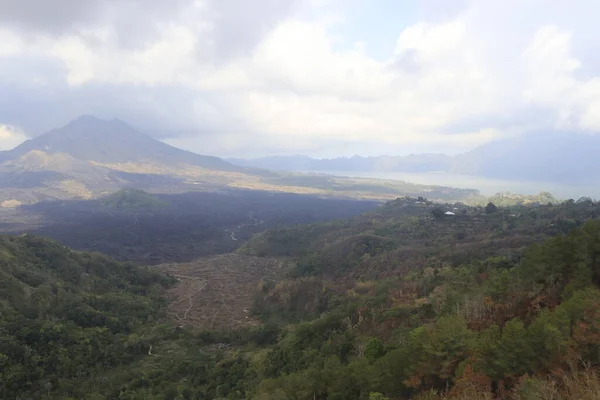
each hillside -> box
[101,188,167,210]
[451,131,600,182]
[0,116,251,203]
[231,131,600,184]
[239,196,582,279]
[0,116,491,205]
[0,234,285,399]
[235,197,600,399]
[4,198,600,399]
[0,234,173,398]
[0,115,234,170]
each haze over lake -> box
[313,171,600,201]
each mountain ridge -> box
[230,131,600,183]
[229,153,453,173]
[0,116,485,205]
[0,115,236,170]
[0,116,271,204]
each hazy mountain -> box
[451,131,600,182]
[0,116,480,206]
[0,116,255,204]
[0,115,234,170]
[374,154,453,172]
[231,132,600,183]
[229,153,452,173]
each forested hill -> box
[0,234,174,398]
[0,234,283,399]
[5,198,600,399]
[235,197,600,399]
[239,196,597,280]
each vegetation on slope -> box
[4,196,600,399]
[101,188,168,210]
[235,197,600,399]
[241,223,600,399]
[239,196,590,280]
[0,234,281,399]
[0,234,176,398]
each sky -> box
[1,0,600,157]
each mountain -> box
[0,116,488,206]
[451,131,600,182]
[0,116,270,204]
[230,132,600,183]
[0,115,234,170]
[229,153,452,173]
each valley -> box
[4,2,600,398]
[1,118,600,400]
[3,186,600,399]
[2,189,379,264]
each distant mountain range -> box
[229,153,453,173]
[230,131,600,184]
[0,116,484,206]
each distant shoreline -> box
[305,170,597,200]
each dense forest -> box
[242,202,600,399]
[0,234,174,398]
[3,196,600,399]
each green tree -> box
[431,208,445,219]
[406,316,474,389]
[486,319,534,379]
[369,392,390,400]
[485,202,498,214]
[365,338,385,362]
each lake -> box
[310,170,600,200]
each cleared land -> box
[156,254,282,331]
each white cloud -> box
[521,25,600,132]
[3,0,600,156]
[522,26,580,115]
[0,125,28,151]
[0,29,23,56]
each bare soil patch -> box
[156,254,282,331]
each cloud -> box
[2,0,600,157]
[0,125,28,151]
[0,0,105,35]
[0,0,302,58]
